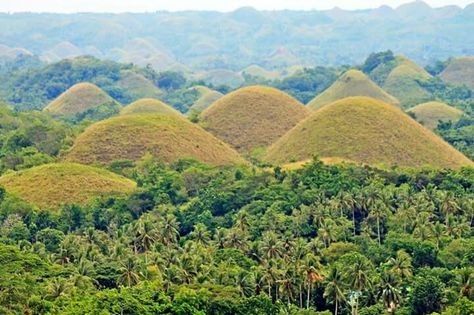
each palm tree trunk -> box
[377,216,381,245]
[352,208,356,235]
[335,298,338,315]
[306,283,311,309]
[299,284,303,308]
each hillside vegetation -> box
[383,59,433,108]
[0,163,136,210]
[265,96,472,168]
[307,70,400,110]
[43,82,118,116]
[120,98,182,117]
[200,86,310,152]
[65,113,246,166]
[408,101,464,129]
[440,56,474,89]
[186,86,223,114]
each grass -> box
[440,57,474,90]
[0,163,136,210]
[307,69,400,110]
[240,65,280,80]
[264,96,473,169]
[383,60,433,108]
[44,82,117,115]
[121,98,182,116]
[187,86,223,114]
[407,101,464,129]
[116,70,163,100]
[200,85,310,153]
[64,113,247,166]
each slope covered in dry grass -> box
[307,70,399,110]
[200,86,310,153]
[0,163,136,210]
[121,98,182,117]
[44,82,117,116]
[265,96,472,168]
[407,101,464,129]
[64,113,247,166]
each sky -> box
[0,0,473,13]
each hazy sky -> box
[0,0,473,13]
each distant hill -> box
[0,163,136,210]
[265,96,472,168]
[383,58,433,108]
[241,65,280,80]
[187,86,223,114]
[115,70,163,101]
[64,113,246,166]
[407,101,464,129]
[2,3,472,69]
[200,86,310,153]
[121,98,182,117]
[307,70,399,110]
[440,57,474,90]
[44,82,119,117]
[198,69,244,88]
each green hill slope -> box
[440,57,474,89]
[0,163,136,210]
[307,69,399,110]
[187,86,224,114]
[200,86,310,153]
[44,82,118,116]
[407,101,464,129]
[64,113,246,166]
[265,96,472,168]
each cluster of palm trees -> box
[15,181,473,314]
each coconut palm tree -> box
[189,223,211,245]
[386,250,413,281]
[324,265,345,315]
[376,271,402,314]
[117,257,142,287]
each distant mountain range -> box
[0,1,473,70]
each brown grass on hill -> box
[0,163,136,210]
[121,98,182,116]
[265,96,472,169]
[200,85,310,153]
[307,69,400,110]
[64,113,247,166]
[440,57,474,90]
[44,82,116,115]
[407,101,464,129]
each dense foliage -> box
[0,157,473,314]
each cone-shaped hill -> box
[440,57,474,90]
[0,163,136,210]
[265,97,472,169]
[383,58,433,108]
[307,70,400,110]
[121,98,182,117]
[187,86,224,114]
[407,101,464,129]
[199,86,310,153]
[44,82,117,116]
[64,113,246,166]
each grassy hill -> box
[200,86,310,153]
[198,69,244,88]
[0,163,136,210]
[407,101,464,129]
[383,59,433,108]
[187,86,224,114]
[115,70,163,101]
[307,70,400,110]
[264,96,472,168]
[64,113,246,166]
[121,98,182,117]
[440,57,474,89]
[240,65,280,80]
[44,82,118,116]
